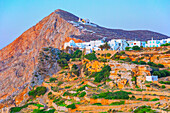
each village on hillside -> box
[3,37,169,113]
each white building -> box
[127,40,146,48]
[108,39,128,51]
[146,38,161,47]
[146,76,158,81]
[64,39,104,54]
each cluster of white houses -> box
[64,37,170,53]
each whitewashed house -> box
[160,38,170,45]
[127,40,146,47]
[64,40,77,49]
[64,39,104,54]
[146,38,161,47]
[108,39,128,50]
[146,76,158,81]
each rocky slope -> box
[0,9,169,106]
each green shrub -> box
[28,86,47,98]
[32,109,55,113]
[137,98,142,100]
[146,85,150,87]
[92,103,102,106]
[124,57,132,62]
[159,81,170,85]
[57,58,68,68]
[151,98,159,101]
[66,103,76,109]
[91,91,131,99]
[132,46,141,50]
[109,101,125,105]
[65,86,71,89]
[161,85,166,89]
[138,61,146,65]
[58,81,63,86]
[59,52,72,61]
[125,47,131,51]
[99,58,107,62]
[48,92,52,95]
[63,91,71,96]
[120,51,125,55]
[78,91,86,97]
[131,76,136,82]
[49,77,57,83]
[84,53,97,61]
[51,86,58,92]
[72,49,82,58]
[10,103,35,113]
[94,65,111,83]
[76,85,88,92]
[161,43,170,46]
[134,105,156,113]
[157,64,164,68]
[106,53,111,57]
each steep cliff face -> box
[0,9,81,101]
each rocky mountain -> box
[0,9,169,107]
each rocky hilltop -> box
[0,9,169,107]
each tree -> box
[125,47,131,51]
[57,58,68,68]
[153,71,161,78]
[99,45,104,50]
[103,42,111,50]
[106,53,111,57]
[50,77,57,83]
[72,49,82,58]
[124,57,132,62]
[132,46,141,50]
[99,42,111,50]
[139,61,146,65]
[161,43,170,46]
[59,52,72,61]
[84,53,97,61]
[157,64,164,68]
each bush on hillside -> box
[94,65,111,83]
[66,103,76,109]
[28,86,47,98]
[49,77,57,83]
[57,58,68,68]
[106,53,111,57]
[134,105,156,113]
[161,43,170,46]
[124,57,132,62]
[132,46,141,50]
[84,53,97,61]
[125,47,131,51]
[92,91,131,99]
[72,49,82,58]
[78,91,86,97]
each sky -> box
[0,0,170,49]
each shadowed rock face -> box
[0,9,169,102]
